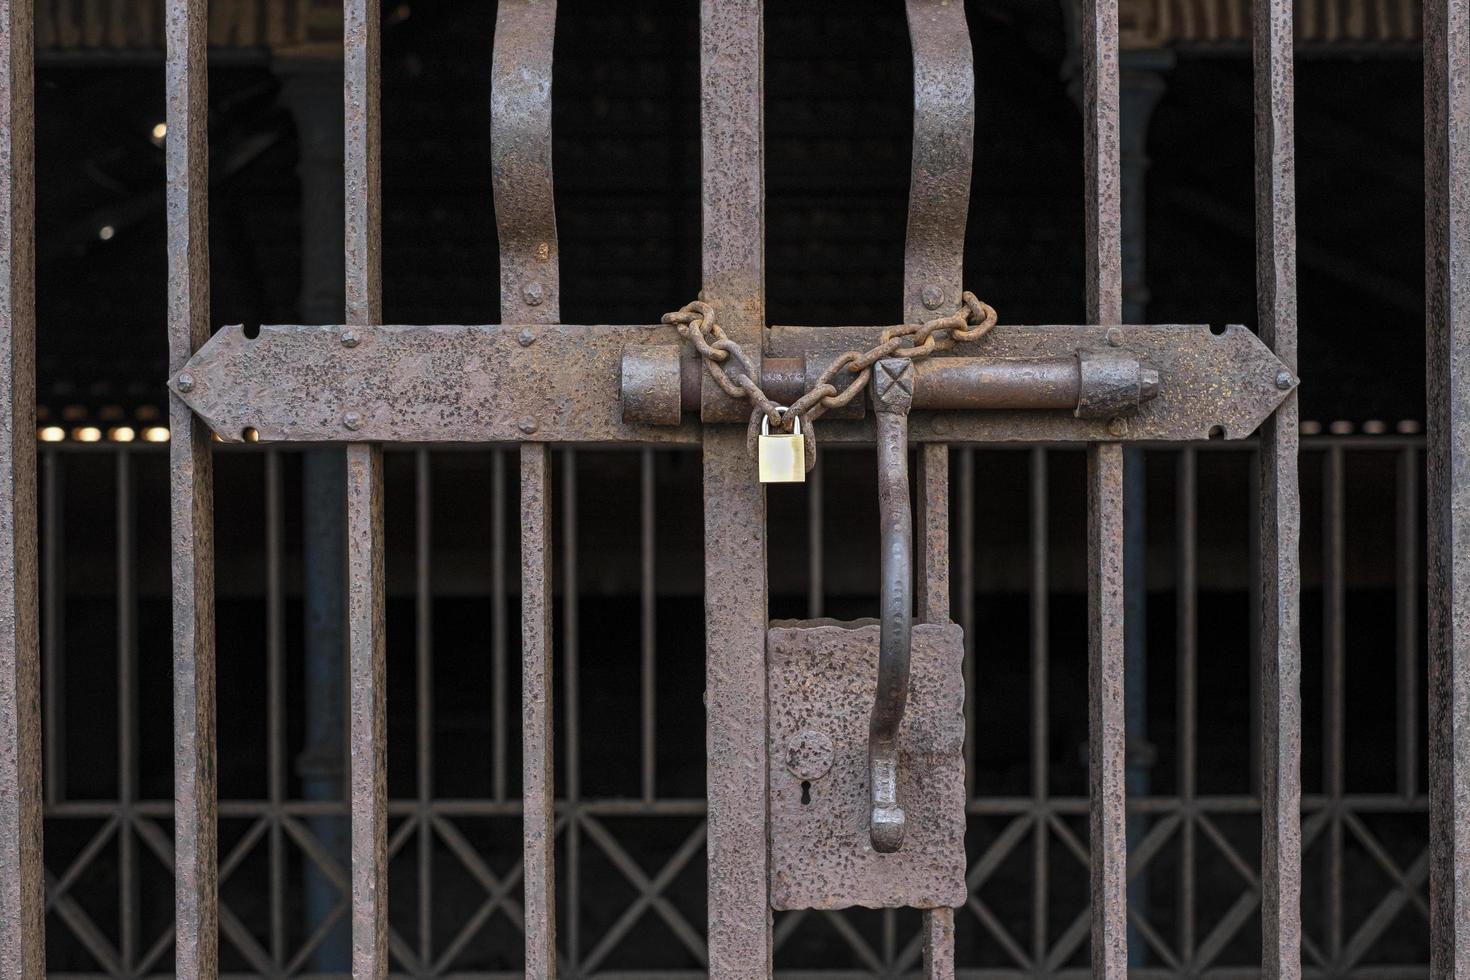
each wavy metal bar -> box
[492,3,561,975]
[0,0,41,974]
[493,0,559,326]
[165,0,218,974]
[1425,0,1470,977]
[903,0,974,326]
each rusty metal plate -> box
[767,619,966,911]
[170,322,1294,445]
[770,322,1295,443]
[168,323,702,444]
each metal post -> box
[1425,0,1470,975]
[0,0,41,970]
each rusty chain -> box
[661,293,998,466]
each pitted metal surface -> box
[767,620,966,911]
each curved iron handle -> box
[870,359,915,852]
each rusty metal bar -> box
[491,449,508,804]
[957,448,974,796]
[345,442,385,978]
[561,448,580,971]
[0,0,39,967]
[166,0,217,972]
[1323,446,1345,964]
[116,450,137,970]
[344,0,385,972]
[1254,0,1302,973]
[521,444,555,978]
[699,0,770,974]
[641,448,657,804]
[491,3,561,970]
[808,462,824,619]
[1082,0,1127,973]
[1177,448,1198,967]
[40,449,59,807]
[1425,0,1470,974]
[905,0,970,962]
[1030,446,1050,967]
[414,449,433,963]
[1396,446,1419,800]
[265,449,286,965]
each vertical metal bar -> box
[807,462,823,620]
[491,3,561,973]
[561,450,580,973]
[117,449,137,971]
[1254,0,1302,973]
[1082,0,1127,972]
[916,446,950,626]
[1086,441,1127,979]
[904,2,972,964]
[344,0,385,971]
[699,0,770,975]
[958,447,975,796]
[345,442,385,979]
[0,0,39,963]
[1177,448,1197,967]
[1323,446,1345,965]
[414,450,432,964]
[40,449,59,807]
[1030,447,1050,967]
[641,449,657,804]
[492,450,508,804]
[265,450,286,965]
[166,0,217,971]
[1426,0,1470,967]
[917,444,953,972]
[521,444,556,979]
[1397,446,1419,800]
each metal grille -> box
[0,1,1466,980]
[26,437,1431,977]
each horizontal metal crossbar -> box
[167,322,1294,445]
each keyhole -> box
[800,780,812,805]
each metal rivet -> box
[1107,416,1128,437]
[342,328,360,348]
[518,327,537,347]
[176,372,194,393]
[343,411,362,431]
[518,416,539,435]
[920,284,944,310]
[1105,327,1123,347]
[1276,369,1293,390]
[522,281,545,307]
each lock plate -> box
[767,619,966,910]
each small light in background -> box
[98,225,115,241]
[72,426,102,443]
[151,121,167,143]
[1361,419,1387,435]
[38,426,65,443]
[108,426,136,443]
[143,426,170,443]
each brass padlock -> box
[758,412,805,484]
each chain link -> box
[661,292,998,465]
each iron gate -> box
[0,1,1466,979]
